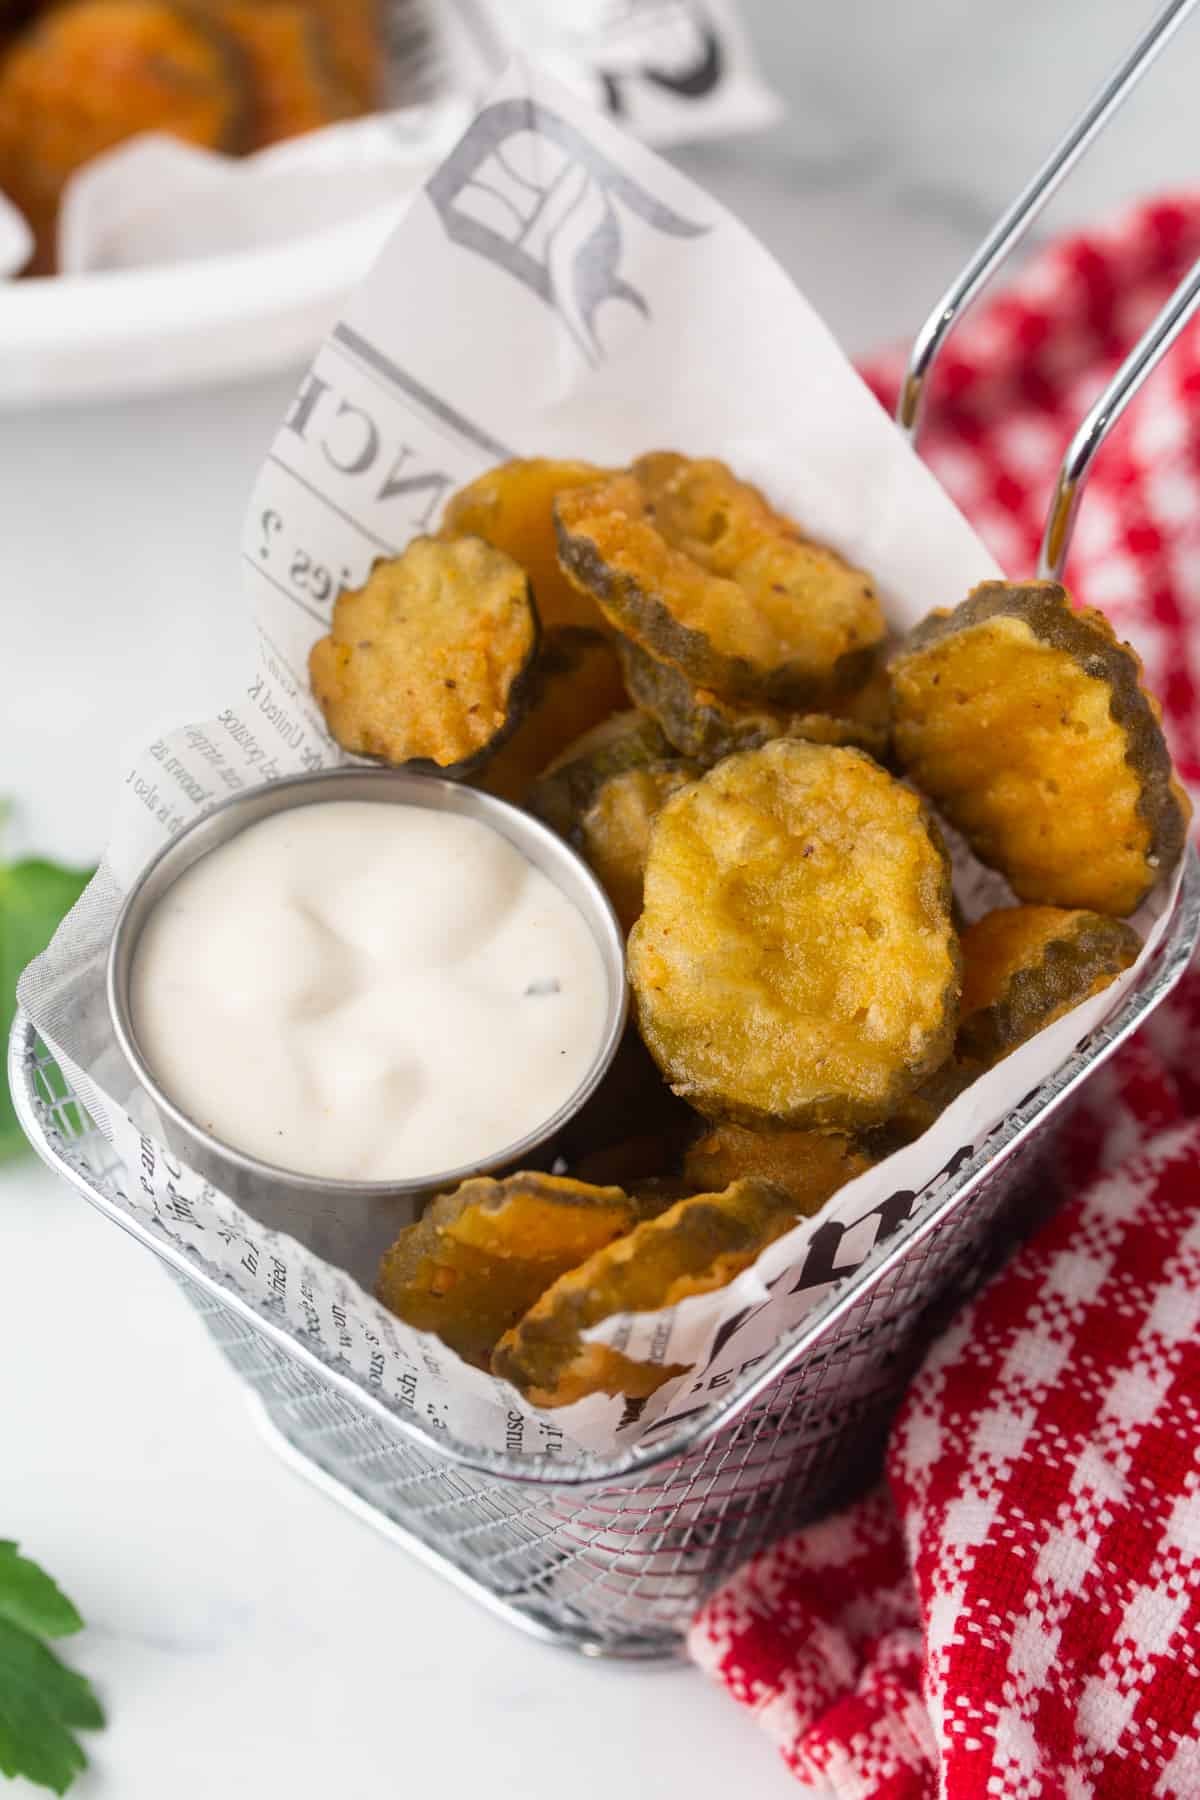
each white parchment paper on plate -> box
[18,59,1181,1459]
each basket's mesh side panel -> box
[26,1037,124,1187]
[167,1133,1050,1652]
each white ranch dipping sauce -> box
[130,800,611,1182]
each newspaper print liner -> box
[17,60,1179,1459]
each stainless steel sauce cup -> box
[106,767,629,1280]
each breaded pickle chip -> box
[683,1125,873,1218]
[580,763,697,933]
[479,627,626,804]
[377,1173,637,1368]
[555,453,885,708]
[616,633,890,765]
[957,905,1140,1066]
[526,709,681,839]
[628,740,960,1129]
[0,1,245,271]
[442,459,609,632]
[493,1179,797,1406]
[891,582,1190,914]
[309,535,538,772]
[527,707,699,928]
[213,4,349,147]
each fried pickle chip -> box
[0,0,246,271]
[479,627,626,804]
[376,1173,638,1368]
[526,709,680,838]
[527,707,699,928]
[555,453,885,708]
[891,582,1191,914]
[492,1179,797,1406]
[957,904,1141,1066]
[580,762,697,933]
[628,740,960,1130]
[309,535,538,773]
[442,459,610,632]
[212,4,349,147]
[616,632,890,765]
[683,1124,873,1218]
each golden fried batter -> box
[628,740,960,1130]
[0,1,246,271]
[957,904,1141,1066]
[616,633,890,765]
[555,453,885,708]
[376,1173,638,1368]
[492,1178,797,1406]
[478,627,626,804]
[442,458,610,632]
[580,763,696,933]
[213,4,349,148]
[309,535,538,772]
[891,582,1190,914]
[683,1124,873,1218]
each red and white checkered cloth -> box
[689,196,1200,1797]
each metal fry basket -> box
[12,0,1200,1662]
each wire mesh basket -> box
[11,0,1200,1662]
[10,851,1199,1659]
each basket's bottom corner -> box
[244,1393,689,1666]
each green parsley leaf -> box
[0,1549,103,1794]
[0,858,93,1162]
[0,1546,82,1642]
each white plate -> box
[0,205,410,410]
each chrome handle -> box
[897,0,1199,452]
[1039,255,1200,578]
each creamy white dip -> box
[130,800,611,1182]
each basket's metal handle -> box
[896,0,1199,449]
[1039,256,1200,577]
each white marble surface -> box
[4,3,1199,1793]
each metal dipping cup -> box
[105,767,630,1279]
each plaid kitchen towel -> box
[689,196,1200,1797]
